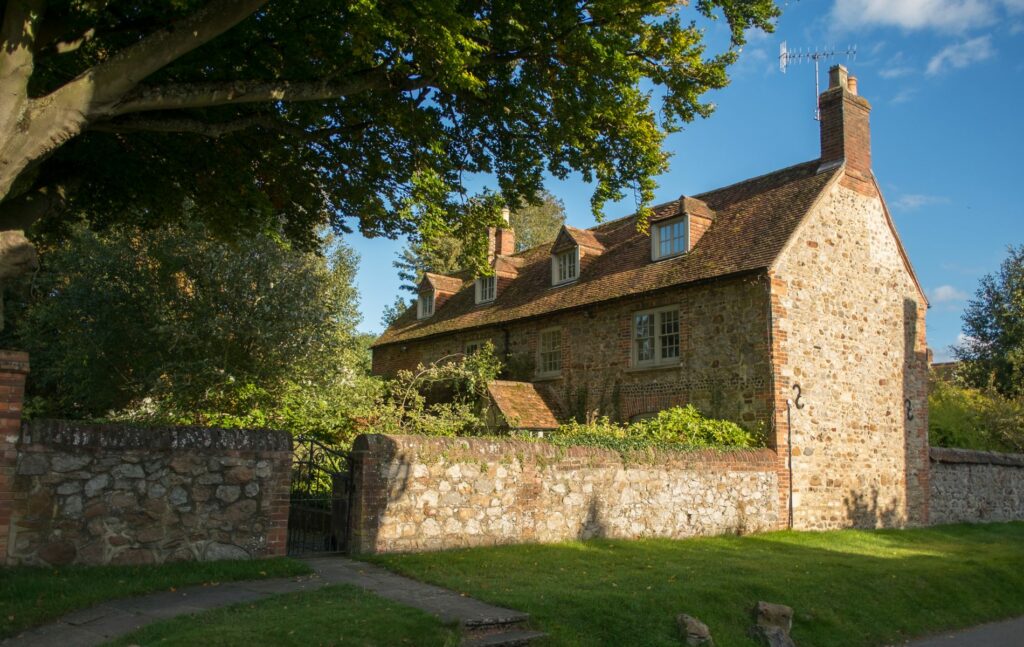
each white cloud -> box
[892,88,917,103]
[831,0,997,33]
[926,35,995,74]
[929,285,969,302]
[892,193,949,209]
[880,66,916,78]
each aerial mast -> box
[779,42,858,120]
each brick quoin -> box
[0,350,29,565]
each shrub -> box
[541,405,759,455]
[362,344,502,437]
[929,378,1024,453]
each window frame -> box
[650,215,689,261]
[551,247,579,286]
[536,327,563,377]
[632,306,681,368]
[475,275,497,304]
[464,339,487,356]
[417,291,435,319]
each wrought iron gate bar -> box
[287,436,351,556]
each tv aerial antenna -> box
[779,42,857,121]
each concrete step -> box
[461,629,548,646]
[461,612,531,628]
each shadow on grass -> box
[371,522,1024,647]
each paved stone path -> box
[903,616,1024,647]
[3,557,540,647]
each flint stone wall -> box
[929,447,1024,525]
[8,420,291,566]
[348,434,779,554]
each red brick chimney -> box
[819,64,872,182]
[488,207,515,260]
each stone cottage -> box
[372,66,931,530]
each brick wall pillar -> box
[264,450,292,557]
[0,350,29,564]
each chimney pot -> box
[828,64,848,90]
[501,207,511,225]
[847,75,858,95]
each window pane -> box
[634,313,654,362]
[635,313,653,339]
[479,276,495,301]
[673,222,686,254]
[557,250,577,282]
[660,309,680,359]
[539,330,561,373]
[659,223,671,257]
[636,337,654,362]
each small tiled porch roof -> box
[487,380,560,430]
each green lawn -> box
[110,584,457,646]
[370,523,1024,647]
[0,557,311,639]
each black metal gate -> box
[287,436,351,556]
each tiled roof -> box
[420,272,464,294]
[375,159,839,347]
[487,380,560,430]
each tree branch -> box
[111,71,428,115]
[91,114,308,138]
[91,114,372,140]
[0,177,81,231]
[63,0,270,112]
[0,0,45,124]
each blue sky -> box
[348,0,1024,361]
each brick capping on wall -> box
[22,419,291,452]
[929,446,1024,468]
[348,434,780,554]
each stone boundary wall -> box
[348,434,780,554]
[6,419,292,566]
[929,447,1024,525]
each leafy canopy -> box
[955,244,1024,398]
[393,190,566,294]
[2,221,370,442]
[1,0,779,276]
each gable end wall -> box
[770,176,929,530]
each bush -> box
[540,405,759,455]
[361,344,503,437]
[929,378,1024,453]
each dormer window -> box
[417,291,434,319]
[552,248,578,285]
[475,275,496,304]
[652,216,688,260]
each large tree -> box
[1,221,370,439]
[955,244,1024,398]
[0,0,778,282]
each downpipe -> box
[785,384,804,530]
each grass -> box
[369,523,1024,647]
[110,584,457,646]
[0,557,311,639]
